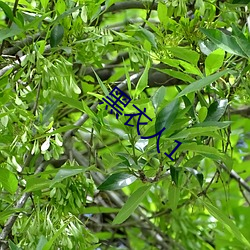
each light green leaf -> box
[93,70,109,96]
[24,177,51,192]
[36,236,48,250]
[176,70,231,98]
[51,166,86,186]
[42,223,69,250]
[157,1,168,24]
[168,182,180,210]
[134,59,151,98]
[205,48,225,75]
[151,86,166,111]
[112,185,151,224]
[0,168,18,194]
[80,206,120,214]
[203,201,250,248]
[53,92,84,112]
[168,47,200,65]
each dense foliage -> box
[0,0,250,249]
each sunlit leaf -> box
[0,168,18,194]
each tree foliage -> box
[0,0,250,249]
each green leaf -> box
[53,92,84,112]
[42,223,69,250]
[98,172,137,191]
[36,235,48,250]
[156,68,195,83]
[151,86,166,111]
[170,165,180,186]
[198,106,208,122]
[170,126,220,140]
[179,143,230,165]
[155,98,179,133]
[168,47,200,65]
[232,0,250,4]
[50,24,64,47]
[193,121,231,129]
[200,28,247,58]
[157,1,168,24]
[93,70,109,96]
[176,70,231,98]
[80,206,120,214]
[205,49,225,75]
[0,168,18,194]
[112,185,151,224]
[51,166,86,186]
[0,1,14,21]
[24,177,51,192]
[205,99,228,122]
[203,201,250,248]
[185,167,204,187]
[9,241,21,250]
[168,182,180,210]
[0,26,23,42]
[134,59,151,98]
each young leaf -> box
[93,70,109,96]
[50,166,86,186]
[155,98,179,133]
[0,168,18,194]
[205,49,225,75]
[168,47,200,65]
[50,24,64,47]
[98,172,137,191]
[112,185,151,224]
[42,223,69,250]
[134,59,150,98]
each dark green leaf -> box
[170,165,181,186]
[0,168,18,194]
[200,28,247,58]
[50,24,64,47]
[0,2,14,21]
[155,98,179,133]
[185,167,204,187]
[98,172,137,191]
[232,0,250,4]
[205,99,228,122]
